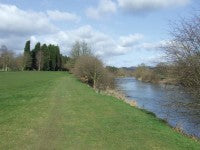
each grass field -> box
[0,72,200,149]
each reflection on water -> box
[116,77,200,138]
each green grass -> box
[0,72,199,150]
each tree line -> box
[0,41,69,71]
[0,40,115,91]
[23,40,63,71]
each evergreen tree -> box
[32,42,41,70]
[22,40,64,71]
[41,44,50,71]
[55,46,61,71]
[48,44,62,71]
[48,44,56,71]
[23,40,32,70]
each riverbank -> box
[116,77,200,139]
[0,72,200,149]
[135,76,178,85]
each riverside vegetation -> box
[132,14,200,99]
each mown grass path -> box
[0,72,200,149]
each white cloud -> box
[86,0,117,19]
[138,40,169,50]
[0,3,166,66]
[47,10,80,22]
[0,3,57,36]
[32,25,147,59]
[85,0,190,19]
[119,34,143,47]
[33,25,118,56]
[117,0,190,12]
[0,3,82,51]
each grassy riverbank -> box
[0,72,199,149]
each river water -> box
[116,77,200,138]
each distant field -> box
[0,72,199,149]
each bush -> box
[73,55,115,90]
[133,64,160,83]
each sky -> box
[0,0,197,67]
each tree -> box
[70,41,91,59]
[15,54,24,71]
[41,44,50,71]
[55,45,61,70]
[0,45,14,71]
[23,40,32,70]
[70,41,81,59]
[81,41,91,56]
[163,14,200,97]
[60,55,70,71]
[36,50,44,71]
[48,44,62,71]
[0,41,64,71]
[48,44,56,71]
[73,55,114,90]
[67,41,92,71]
[32,42,41,70]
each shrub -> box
[73,55,115,90]
[133,64,160,83]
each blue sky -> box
[0,0,197,67]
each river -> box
[116,77,200,138]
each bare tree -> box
[0,45,14,71]
[36,50,44,71]
[163,14,200,97]
[15,54,24,71]
[73,55,114,90]
[22,52,32,70]
[70,41,91,59]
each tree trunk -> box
[93,73,97,89]
[5,65,8,71]
[38,63,41,71]
[93,79,96,89]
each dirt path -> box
[37,77,68,150]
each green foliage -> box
[24,40,30,53]
[21,41,65,71]
[0,72,199,149]
[32,42,41,70]
[1,41,68,71]
[41,44,50,71]
[60,55,70,71]
[23,40,32,70]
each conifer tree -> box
[23,40,32,70]
[32,42,41,70]
[41,44,50,71]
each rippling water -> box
[116,77,200,138]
